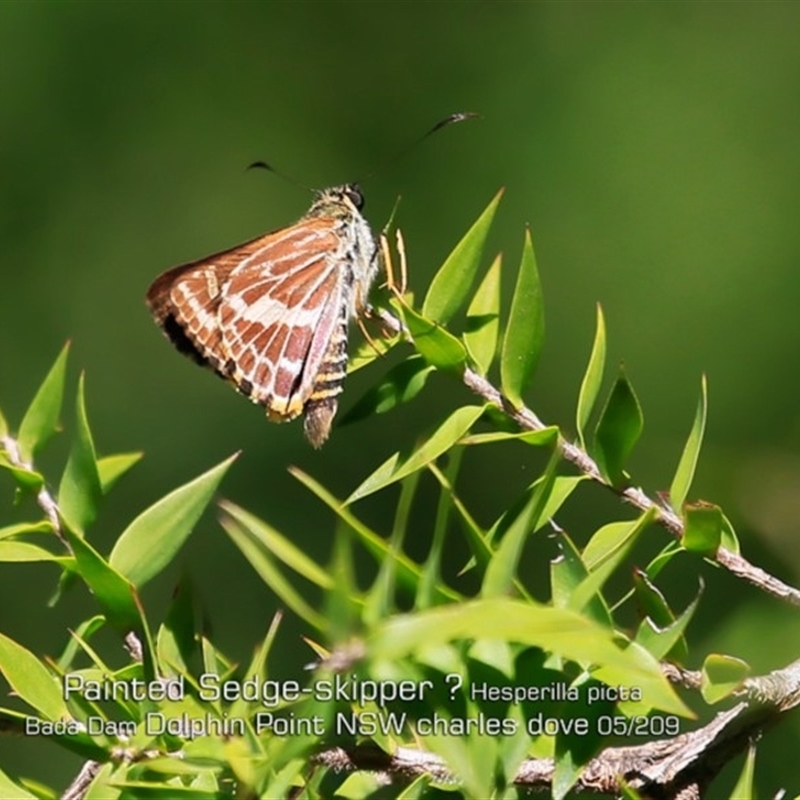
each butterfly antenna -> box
[356,111,480,183]
[246,160,313,193]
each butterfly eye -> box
[344,184,365,211]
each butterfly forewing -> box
[146,185,378,447]
[219,223,345,417]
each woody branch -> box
[313,657,800,797]
[373,303,800,609]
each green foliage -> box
[0,194,769,798]
[500,229,545,408]
[594,367,644,486]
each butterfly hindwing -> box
[218,218,345,418]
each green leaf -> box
[156,576,196,676]
[631,568,688,663]
[291,467,460,603]
[701,654,751,705]
[0,541,62,562]
[346,405,485,503]
[17,342,70,462]
[500,228,544,408]
[0,632,68,720]
[427,461,493,574]
[670,375,708,511]
[221,514,325,631]
[347,331,399,375]
[463,254,502,376]
[400,303,468,371]
[57,373,102,534]
[0,521,53,540]
[634,590,699,662]
[55,616,105,672]
[682,502,722,556]
[569,510,655,613]
[62,525,143,633]
[0,464,44,493]
[459,427,558,447]
[368,598,690,716]
[109,454,238,588]
[219,500,332,589]
[97,452,143,494]
[422,189,504,324]
[728,744,756,800]
[0,408,7,438]
[0,766,37,800]
[417,448,463,610]
[721,512,740,554]
[551,532,612,628]
[576,304,606,449]
[340,355,434,426]
[593,368,644,486]
[482,441,560,598]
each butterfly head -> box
[308,184,366,220]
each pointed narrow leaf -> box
[0,766,37,799]
[670,375,708,511]
[222,516,325,630]
[701,654,750,705]
[728,744,756,800]
[0,407,7,438]
[109,454,238,587]
[347,332,399,375]
[340,356,434,426]
[57,374,102,534]
[594,369,643,486]
[500,228,544,408]
[346,405,484,503]
[634,591,699,662]
[369,598,689,716]
[720,513,739,554]
[551,532,612,627]
[460,427,558,447]
[17,343,70,462]
[97,452,143,494]
[1,464,43,493]
[0,632,67,720]
[427,462,493,573]
[0,521,53,540]
[576,304,606,449]
[422,189,504,324]
[682,502,722,556]
[0,542,63,562]
[632,567,688,663]
[482,443,560,597]
[569,510,655,613]
[401,303,467,371]
[219,500,332,589]
[62,524,142,632]
[291,467,460,602]
[463,254,502,376]
[417,448,464,610]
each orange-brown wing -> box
[218,218,345,419]
[146,231,285,376]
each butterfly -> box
[146,183,379,448]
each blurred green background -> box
[2,1,800,792]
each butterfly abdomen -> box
[302,314,349,448]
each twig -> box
[376,306,800,608]
[314,657,800,797]
[1,434,64,544]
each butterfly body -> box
[147,184,379,448]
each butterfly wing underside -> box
[218,220,347,423]
[146,217,350,447]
